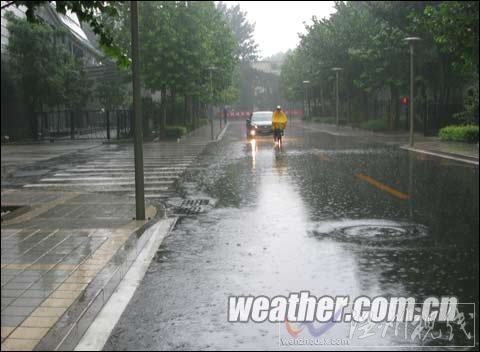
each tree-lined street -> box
[1,1,478,351]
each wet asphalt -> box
[104,120,479,350]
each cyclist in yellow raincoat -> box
[271,105,288,132]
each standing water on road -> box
[106,122,478,350]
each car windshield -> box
[251,112,272,122]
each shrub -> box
[452,111,478,125]
[360,119,389,131]
[439,125,479,143]
[198,118,209,127]
[164,125,188,139]
[312,116,336,124]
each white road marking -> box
[63,168,186,172]
[41,176,179,182]
[24,181,174,187]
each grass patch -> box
[311,116,337,124]
[164,125,188,139]
[360,119,389,131]
[439,125,479,143]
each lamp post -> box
[403,37,421,147]
[331,67,342,130]
[130,1,145,220]
[302,80,310,119]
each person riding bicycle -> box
[271,105,288,141]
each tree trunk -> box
[70,110,75,140]
[183,95,188,126]
[320,87,325,115]
[188,96,193,127]
[161,86,167,134]
[29,100,38,140]
[363,91,369,121]
[391,85,400,129]
[171,87,177,125]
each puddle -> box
[310,219,429,244]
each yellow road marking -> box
[315,152,331,161]
[355,172,410,200]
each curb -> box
[300,122,479,165]
[296,122,370,137]
[401,146,479,166]
[33,216,177,351]
[215,122,229,142]
[74,217,178,351]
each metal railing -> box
[36,110,132,140]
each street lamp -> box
[302,80,310,119]
[130,1,145,220]
[403,36,421,147]
[331,67,342,130]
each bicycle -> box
[273,127,284,150]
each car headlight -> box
[250,130,256,136]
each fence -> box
[36,110,132,140]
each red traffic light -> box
[401,97,409,105]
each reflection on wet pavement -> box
[106,121,478,350]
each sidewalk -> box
[299,121,479,164]
[1,122,227,350]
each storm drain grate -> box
[1,205,29,222]
[173,199,211,216]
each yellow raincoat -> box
[271,110,288,130]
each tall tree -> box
[6,13,73,137]
[217,2,258,63]
[2,1,129,67]
[104,1,237,129]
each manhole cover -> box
[173,199,212,216]
[1,205,29,222]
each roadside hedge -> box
[439,125,479,143]
[360,119,389,131]
[164,126,188,139]
[311,116,336,124]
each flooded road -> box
[106,121,478,350]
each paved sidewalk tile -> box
[1,126,216,350]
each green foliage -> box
[95,74,130,110]
[216,2,258,63]
[6,13,89,111]
[439,125,479,143]
[422,1,479,75]
[280,1,479,129]
[4,1,130,68]
[360,119,389,131]
[107,1,237,106]
[164,125,188,139]
[311,116,337,124]
[217,2,260,109]
[62,56,93,109]
[198,118,209,127]
[280,49,308,101]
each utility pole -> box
[131,1,145,220]
[302,80,310,119]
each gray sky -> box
[224,1,336,59]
